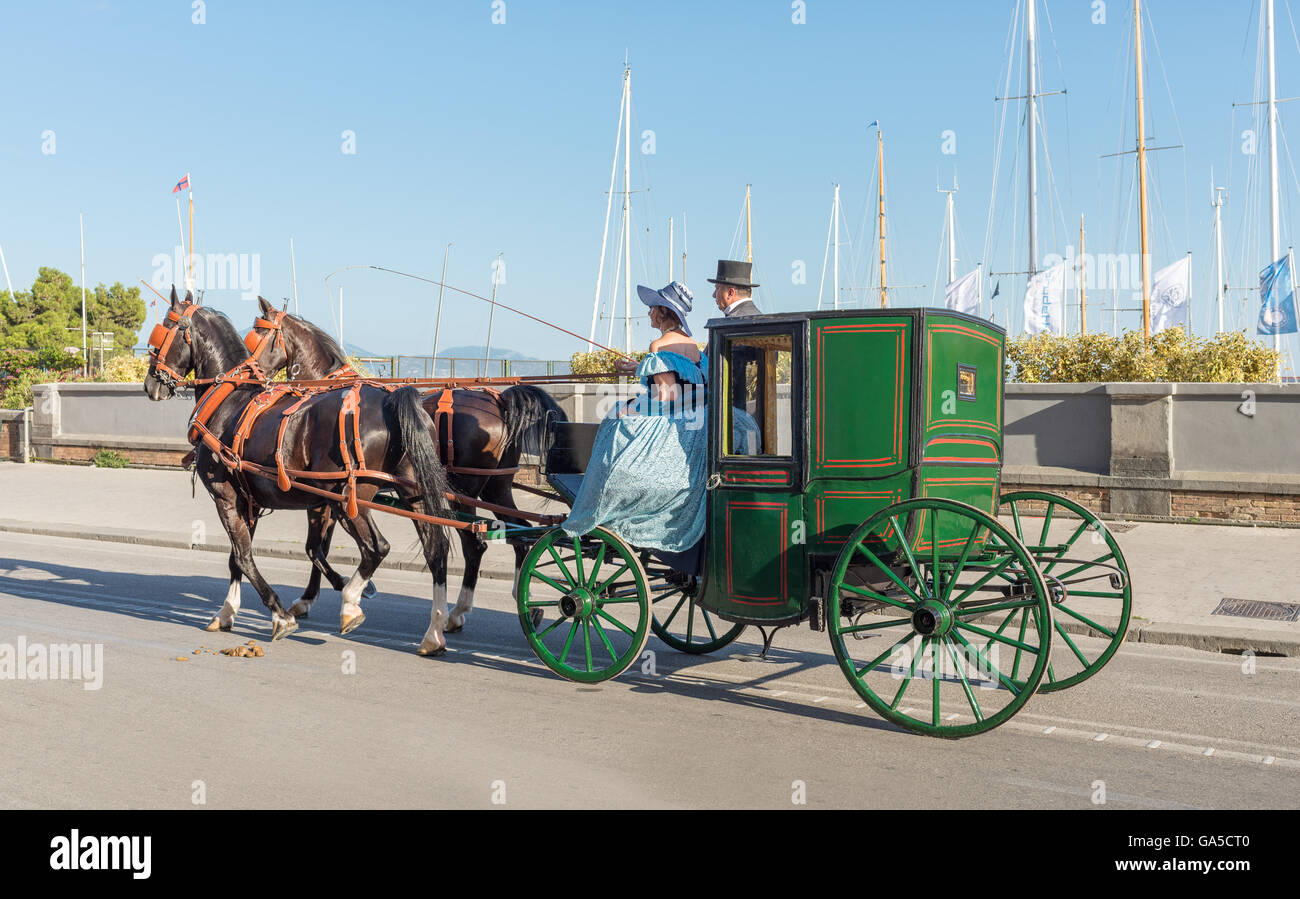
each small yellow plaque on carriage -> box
[957,364,977,401]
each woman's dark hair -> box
[654,305,683,330]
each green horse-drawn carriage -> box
[512,308,1131,738]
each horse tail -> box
[386,386,451,539]
[499,384,567,460]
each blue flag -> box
[1258,256,1299,335]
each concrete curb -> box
[3,518,1298,658]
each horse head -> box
[144,287,248,400]
[247,297,350,381]
[143,287,199,400]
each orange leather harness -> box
[149,303,560,529]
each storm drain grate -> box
[1212,598,1300,622]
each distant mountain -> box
[342,341,382,358]
[437,345,535,360]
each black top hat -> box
[707,259,760,289]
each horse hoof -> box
[416,639,446,657]
[340,612,366,635]
[362,580,377,599]
[205,617,232,633]
[271,618,299,641]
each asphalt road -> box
[1,531,1297,809]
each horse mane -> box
[195,306,249,366]
[294,316,349,369]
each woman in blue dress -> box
[562,281,709,553]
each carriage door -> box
[706,326,805,624]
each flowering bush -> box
[1006,328,1281,382]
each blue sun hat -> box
[636,280,694,336]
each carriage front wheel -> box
[826,498,1052,739]
[516,527,652,683]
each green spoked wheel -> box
[516,527,651,683]
[827,498,1052,739]
[996,491,1133,692]
[640,558,746,654]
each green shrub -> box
[0,347,81,408]
[95,353,151,383]
[570,349,641,383]
[91,449,129,468]
[1006,328,1282,382]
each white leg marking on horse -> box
[341,570,366,620]
[418,582,448,655]
[218,580,241,625]
[449,584,475,629]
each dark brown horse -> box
[247,297,564,633]
[144,289,457,654]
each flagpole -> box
[187,180,195,295]
[1282,248,1290,382]
[79,214,87,375]
[175,195,187,285]
[289,237,300,314]
[1186,251,1193,336]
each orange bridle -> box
[147,302,201,386]
[243,308,289,371]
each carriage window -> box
[723,333,793,457]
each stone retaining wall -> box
[22,380,1300,525]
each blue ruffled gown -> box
[562,350,709,552]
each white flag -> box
[945,268,980,314]
[1151,257,1190,334]
[1023,261,1066,335]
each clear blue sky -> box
[1,0,1297,365]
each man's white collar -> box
[723,297,750,316]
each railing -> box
[351,356,571,379]
[132,348,570,378]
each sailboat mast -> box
[1267,0,1282,368]
[745,184,753,263]
[588,68,627,349]
[1135,0,1152,340]
[1211,181,1225,333]
[939,182,957,284]
[1080,215,1087,334]
[486,251,501,371]
[433,243,450,369]
[623,65,632,354]
[1027,0,1039,278]
[669,217,674,282]
[877,127,887,308]
[833,184,841,309]
[1268,0,1281,264]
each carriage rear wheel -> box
[996,491,1132,692]
[826,498,1052,739]
[640,558,747,655]
[516,527,651,683]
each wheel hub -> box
[911,600,954,637]
[559,587,595,619]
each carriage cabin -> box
[699,308,1006,625]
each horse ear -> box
[169,285,180,309]
[184,290,195,305]
[257,296,272,316]
[281,299,289,312]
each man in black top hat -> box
[708,259,760,318]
